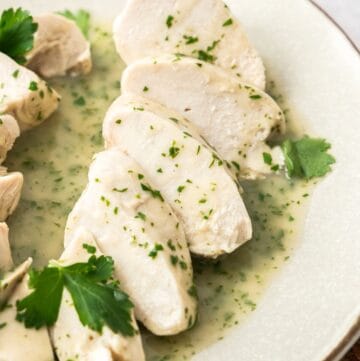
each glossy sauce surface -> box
[5,26,312,361]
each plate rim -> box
[306,3,360,360]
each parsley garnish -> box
[28,81,38,91]
[148,244,164,259]
[16,255,135,336]
[262,152,272,165]
[166,15,174,28]
[281,136,335,179]
[58,9,90,38]
[0,8,38,64]
[141,183,164,202]
[223,18,233,27]
[169,142,180,158]
[183,35,199,45]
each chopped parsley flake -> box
[74,96,86,106]
[141,183,164,202]
[166,15,174,28]
[12,69,19,78]
[148,244,164,259]
[82,243,96,254]
[223,18,233,27]
[177,185,186,193]
[183,35,199,45]
[135,212,146,221]
[28,81,38,91]
[168,142,180,158]
[263,152,273,165]
[170,255,178,266]
[112,187,128,193]
[250,94,262,100]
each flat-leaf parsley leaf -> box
[0,8,38,64]
[282,136,335,179]
[16,255,135,336]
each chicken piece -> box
[102,94,252,257]
[26,14,92,78]
[121,55,285,179]
[113,0,265,89]
[65,149,197,335]
[0,167,23,221]
[52,228,145,361]
[0,259,54,361]
[0,114,20,164]
[0,223,13,272]
[0,52,60,131]
[0,258,32,308]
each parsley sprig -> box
[16,254,135,336]
[282,136,335,179]
[0,8,38,64]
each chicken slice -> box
[121,55,285,179]
[0,167,23,221]
[102,94,252,257]
[65,149,197,335]
[26,14,92,78]
[0,258,32,308]
[0,259,54,361]
[0,114,20,164]
[113,0,265,89]
[0,223,13,272]
[0,52,60,131]
[51,228,145,361]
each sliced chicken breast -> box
[0,52,60,131]
[0,259,53,361]
[113,0,265,89]
[102,94,252,257]
[0,114,20,164]
[121,55,285,179]
[52,228,145,361]
[0,258,32,309]
[0,223,13,272]
[0,167,23,221]
[65,149,197,335]
[26,14,92,78]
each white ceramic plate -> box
[3,0,360,360]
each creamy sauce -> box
[5,25,313,360]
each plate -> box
[2,0,360,360]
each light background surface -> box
[313,0,360,48]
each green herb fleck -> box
[74,96,86,106]
[148,244,164,259]
[183,35,199,45]
[223,18,233,27]
[82,243,96,254]
[166,15,174,28]
[141,183,164,202]
[28,81,38,91]
[135,212,146,221]
[263,152,272,165]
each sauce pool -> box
[5,25,313,361]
